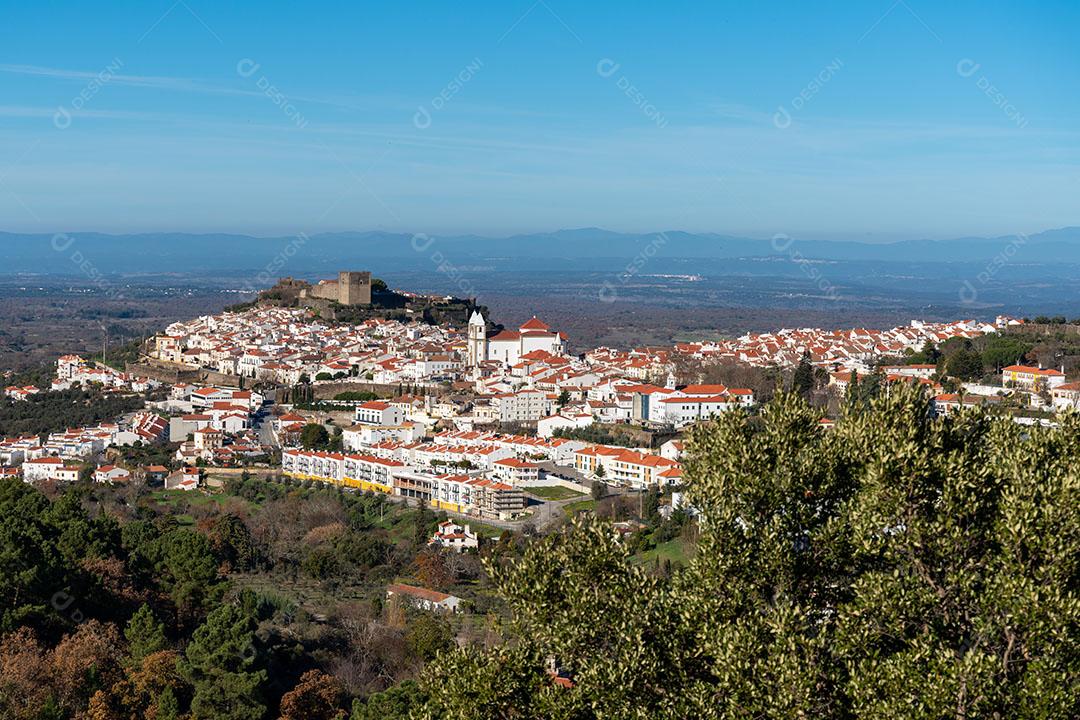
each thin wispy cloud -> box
[708,103,776,124]
[0,63,263,98]
[0,105,158,121]
[0,63,577,122]
[0,63,397,114]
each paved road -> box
[251,397,279,447]
[525,492,589,529]
[253,412,277,447]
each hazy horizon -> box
[1,224,1076,245]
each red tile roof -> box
[519,316,551,331]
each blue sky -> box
[0,1,1076,240]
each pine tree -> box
[180,596,267,720]
[792,351,814,399]
[124,604,167,665]
[154,686,180,720]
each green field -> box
[634,538,692,567]
[527,485,587,501]
[466,521,507,539]
[563,499,597,515]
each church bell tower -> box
[467,311,487,368]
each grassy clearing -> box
[527,485,587,501]
[467,521,507,539]
[149,488,250,509]
[563,499,597,515]
[230,571,381,612]
[634,538,692,567]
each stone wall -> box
[127,360,243,388]
[313,380,452,399]
[299,271,372,306]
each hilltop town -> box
[4,269,1074,516]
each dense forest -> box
[0,389,145,438]
[0,474,519,719]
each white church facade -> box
[467,312,567,367]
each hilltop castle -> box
[299,271,372,306]
[262,273,482,327]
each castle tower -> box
[337,271,372,305]
[467,311,487,367]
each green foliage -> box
[553,424,645,448]
[0,472,455,719]
[48,487,122,564]
[945,348,985,380]
[419,387,1080,718]
[905,340,942,365]
[845,369,883,408]
[224,474,289,503]
[208,513,259,571]
[157,528,222,618]
[414,503,437,549]
[405,612,454,661]
[155,686,182,720]
[125,604,168,664]
[88,338,145,371]
[334,391,380,402]
[351,680,426,720]
[792,351,814,398]
[301,423,331,449]
[0,479,65,631]
[181,594,267,720]
[301,546,343,581]
[224,300,260,314]
[980,333,1034,371]
[0,387,143,437]
[642,487,660,523]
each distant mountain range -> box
[5,226,1078,275]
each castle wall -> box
[308,283,340,302]
[294,271,371,306]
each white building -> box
[491,457,542,485]
[355,401,404,426]
[537,412,594,438]
[23,457,80,484]
[94,465,132,483]
[386,583,461,612]
[429,520,479,551]
[165,467,201,490]
[467,313,567,368]
[1002,365,1066,391]
[660,439,685,461]
[343,422,424,450]
[1050,381,1080,411]
[486,389,548,424]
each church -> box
[467,312,567,367]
